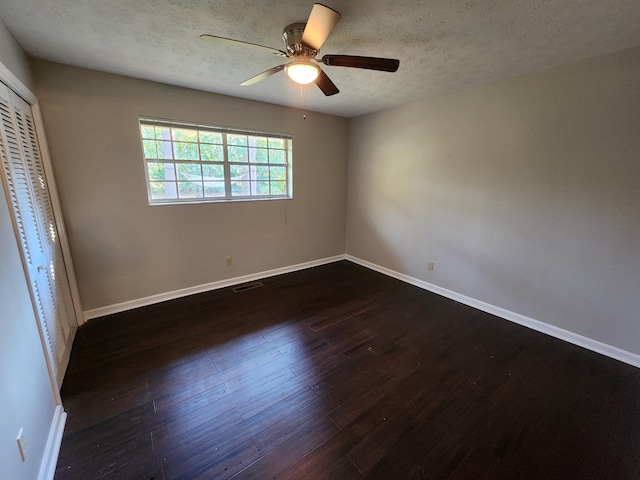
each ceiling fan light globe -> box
[285,61,319,85]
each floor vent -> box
[232,281,264,293]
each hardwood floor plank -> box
[56,403,158,479]
[273,410,379,480]
[308,295,382,332]
[162,386,321,478]
[346,381,450,474]
[151,368,301,451]
[311,458,362,480]
[225,365,295,394]
[153,379,229,415]
[231,417,338,480]
[145,347,216,388]
[62,373,150,435]
[152,405,244,455]
[167,439,260,480]
[251,396,337,454]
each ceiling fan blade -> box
[240,64,286,86]
[315,69,339,96]
[301,3,341,51]
[199,34,287,57]
[321,55,400,72]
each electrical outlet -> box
[17,428,26,462]
[225,256,233,266]
[428,261,435,271]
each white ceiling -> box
[2,0,639,118]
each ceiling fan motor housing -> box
[282,23,316,58]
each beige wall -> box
[0,27,58,480]
[31,60,349,311]
[346,46,640,355]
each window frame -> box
[138,117,293,205]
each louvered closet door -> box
[0,82,76,387]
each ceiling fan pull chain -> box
[301,84,308,120]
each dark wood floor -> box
[55,261,640,480]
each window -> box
[139,118,292,204]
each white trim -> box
[83,255,347,320]
[38,406,67,480]
[0,61,35,104]
[346,255,640,369]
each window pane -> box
[255,165,269,180]
[149,181,178,200]
[178,182,203,198]
[230,164,249,180]
[174,142,199,160]
[231,181,250,196]
[149,181,165,199]
[268,138,284,149]
[143,139,158,158]
[256,181,270,195]
[148,162,176,181]
[177,163,202,181]
[269,149,285,164]
[201,144,224,162]
[154,126,171,140]
[202,164,224,179]
[156,141,173,159]
[204,181,225,197]
[172,128,197,142]
[141,126,156,139]
[270,166,286,181]
[271,181,286,195]
[249,136,268,148]
[199,131,222,144]
[249,147,268,163]
[228,146,248,162]
[228,134,247,146]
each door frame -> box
[0,60,84,400]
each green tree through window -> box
[139,118,292,204]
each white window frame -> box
[138,117,293,205]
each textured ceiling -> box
[1,0,640,117]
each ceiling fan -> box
[200,3,400,96]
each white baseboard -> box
[82,253,639,369]
[83,255,347,321]
[346,255,640,369]
[38,405,67,480]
